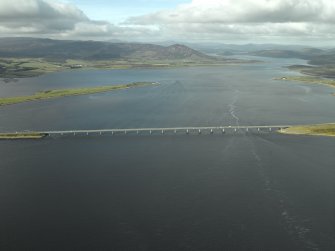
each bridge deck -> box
[41,125,290,135]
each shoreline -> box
[0,82,157,107]
[274,76,335,91]
[278,123,335,137]
[0,132,48,140]
[0,58,257,79]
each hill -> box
[0,38,211,61]
[250,47,335,79]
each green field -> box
[279,123,335,137]
[0,82,156,106]
[0,57,251,78]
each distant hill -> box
[250,48,335,66]
[0,38,212,61]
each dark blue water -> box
[0,58,334,250]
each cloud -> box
[0,0,333,44]
[128,0,335,24]
[0,0,154,40]
[0,0,88,33]
[126,0,335,43]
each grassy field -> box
[0,82,156,106]
[0,58,65,78]
[0,132,47,139]
[0,57,252,78]
[279,123,335,137]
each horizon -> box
[0,0,334,46]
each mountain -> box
[0,38,212,61]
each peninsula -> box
[279,123,335,137]
[275,76,335,90]
[0,132,47,140]
[0,82,157,107]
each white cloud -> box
[129,0,335,24]
[0,0,88,32]
[0,0,153,40]
[0,0,334,44]
[126,0,335,43]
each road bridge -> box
[41,125,290,136]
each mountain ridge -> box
[0,37,212,61]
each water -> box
[0,58,334,250]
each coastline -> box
[278,123,335,137]
[0,82,157,107]
[0,132,48,140]
[274,76,335,92]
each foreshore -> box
[0,132,48,140]
[279,123,335,137]
[0,82,157,107]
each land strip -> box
[274,76,335,95]
[0,132,47,140]
[0,82,157,106]
[279,123,335,137]
[0,58,250,79]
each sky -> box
[0,0,334,45]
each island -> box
[0,82,157,106]
[279,123,335,137]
